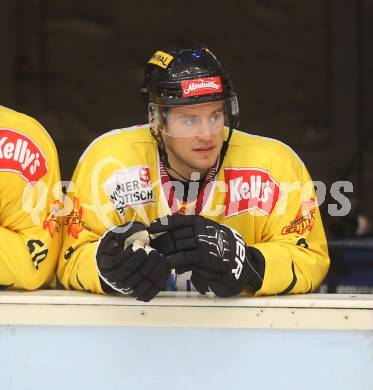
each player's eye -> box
[181,117,198,126]
[210,111,224,123]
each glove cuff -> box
[99,278,117,294]
[245,246,265,293]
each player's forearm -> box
[0,226,57,289]
[250,241,329,295]
[58,240,104,293]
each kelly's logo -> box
[0,128,47,183]
[224,168,280,216]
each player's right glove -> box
[96,221,170,302]
[149,215,265,297]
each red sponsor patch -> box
[282,198,316,235]
[0,128,47,184]
[139,167,150,188]
[224,168,280,217]
[181,76,223,97]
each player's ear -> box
[149,107,167,136]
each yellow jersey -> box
[58,125,329,296]
[0,106,62,289]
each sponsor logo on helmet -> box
[282,198,316,235]
[181,77,223,97]
[104,166,155,215]
[224,168,280,217]
[0,128,47,184]
[148,50,174,69]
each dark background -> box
[1,0,372,238]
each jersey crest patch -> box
[104,166,155,214]
[0,128,47,183]
[282,198,316,235]
[65,197,90,238]
[43,200,63,238]
[224,167,280,217]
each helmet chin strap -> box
[150,124,233,183]
[150,126,194,182]
[216,125,233,175]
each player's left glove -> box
[96,221,170,302]
[149,215,265,297]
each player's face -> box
[163,101,225,179]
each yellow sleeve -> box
[57,128,158,294]
[57,225,104,293]
[0,112,62,289]
[251,157,330,295]
[57,145,126,294]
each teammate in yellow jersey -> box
[58,48,329,301]
[0,106,62,289]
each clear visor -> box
[149,97,236,138]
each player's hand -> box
[149,215,264,297]
[96,221,170,302]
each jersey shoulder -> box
[230,129,305,167]
[0,105,58,157]
[78,124,155,163]
[0,106,59,190]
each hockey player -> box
[0,106,62,289]
[58,48,329,301]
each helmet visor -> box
[149,97,236,138]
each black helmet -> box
[141,47,238,178]
[141,47,239,128]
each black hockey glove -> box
[149,215,264,297]
[96,221,170,302]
